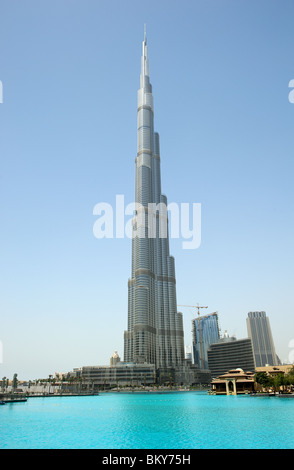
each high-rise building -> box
[123,31,185,371]
[192,312,220,370]
[110,350,121,367]
[67,32,212,386]
[185,346,193,361]
[207,337,255,378]
[246,311,278,367]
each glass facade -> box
[124,31,185,368]
[77,364,157,388]
[192,313,220,370]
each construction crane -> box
[178,304,208,316]
[177,304,208,370]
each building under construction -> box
[192,312,220,370]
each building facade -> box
[246,311,278,367]
[72,360,211,389]
[123,31,185,371]
[192,312,220,370]
[110,350,121,367]
[207,337,256,378]
[74,363,157,389]
[210,369,255,395]
[66,32,211,387]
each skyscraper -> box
[246,311,278,367]
[192,312,220,370]
[124,31,185,371]
[207,337,255,378]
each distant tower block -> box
[246,311,278,367]
[192,312,220,370]
[110,350,121,367]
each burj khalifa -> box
[124,31,185,372]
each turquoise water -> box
[1,392,293,449]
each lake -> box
[1,392,293,449]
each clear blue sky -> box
[0,0,293,380]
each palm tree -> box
[48,375,53,394]
[286,367,294,390]
[12,374,18,394]
[51,377,56,394]
[78,377,82,394]
[279,374,290,393]
[254,372,269,391]
[61,376,66,394]
[69,376,75,394]
[1,377,6,393]
[270,375,283,393]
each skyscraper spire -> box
[124,32,185,372]
[141,26,150,86]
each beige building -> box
[210,368,255,395]
[110,350,121,367]
[255,365,293,376]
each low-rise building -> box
[210,368,255,395]
[255,365,293,376]
[72,359,212,389]
[73,362,157,389]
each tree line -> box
[254,366,294,392]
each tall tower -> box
[192,312,220,370]
[246,311,278,367]
[124,31,185,370]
